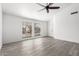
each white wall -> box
[48,17,54,37]
[2,13,48,44]
[0,4,2,50]
[49,4,79,43]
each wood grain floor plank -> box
[1,37,79,56]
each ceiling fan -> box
[37,3,60,13]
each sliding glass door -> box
[22,22,41,38]
[22,22,32,38]
[34,23,41,36]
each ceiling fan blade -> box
[46,8,49,13]
[36,3,45,7]
[38,8,46,12]
[46,3,53,6]
[49,7,60,9]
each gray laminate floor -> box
[1,37,79,56]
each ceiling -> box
[2,3,72,21]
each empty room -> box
[0,3,79,56]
